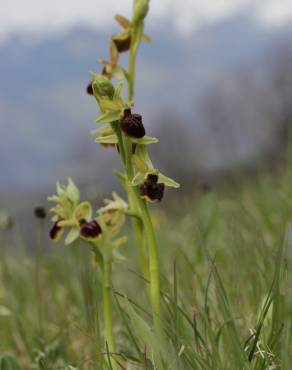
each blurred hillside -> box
[1,16,292,231]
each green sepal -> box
[130,172,145,186]
[65,228,80,245]
[66,178,80,205]
[95,111,120,124]
[131,154,149,173]
[135,144,154,169]
[112,66,129,81]
[99,99,124,112]
[90,124,112,137]
[95,135,118,144]
[131,136,158,145]
[158,173,180,188]
[114,80,124,100]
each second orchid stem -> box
[102,252,117,370]
[125,30,163,339]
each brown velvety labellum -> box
[80,220,102,239]
[140,175,165,203]
[49,221,63,240]
[86,82,93,95]
[120,111,146,138]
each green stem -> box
[35,219,44,338]
[103,255,117,370]
[136,193,163,339]
[128,44,136,101]
[128,187,149,280]
[124,19,163,339]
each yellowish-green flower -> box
[98,192,128,237]
[48,178,101,245]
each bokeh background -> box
[1,0,292,241]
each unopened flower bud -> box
[133,0,149,24]
[80,220,102,240]
[140,174,165,203]
[120,109,145,138]
[92,75,115,99]
[34,206,46,219]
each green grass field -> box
[1,170,292,369]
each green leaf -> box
[95,111,120,124]
[158,173,180,188]
[0,355,22,370]
[95,135,118,144]
[123,300,164,369]
[132,136,159,145]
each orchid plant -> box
[48,0,179,367]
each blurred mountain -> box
[0,17,292,191]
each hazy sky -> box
[1,0,292,43]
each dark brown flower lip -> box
[80,220,102,239]
[140,175,165,203]
[120,110,145,138]
[113,37,131,53]
[86,82,93,95]
[49,220,63,240]
[34,206,46,219]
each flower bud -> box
[80,220,102,240]
[34,206,46,219]
[133,0,149,24]
[140,174,165,203]
[86,81,93,95]
[49,221,64,241]
[92,75,115,99]
[120,109,145,138]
